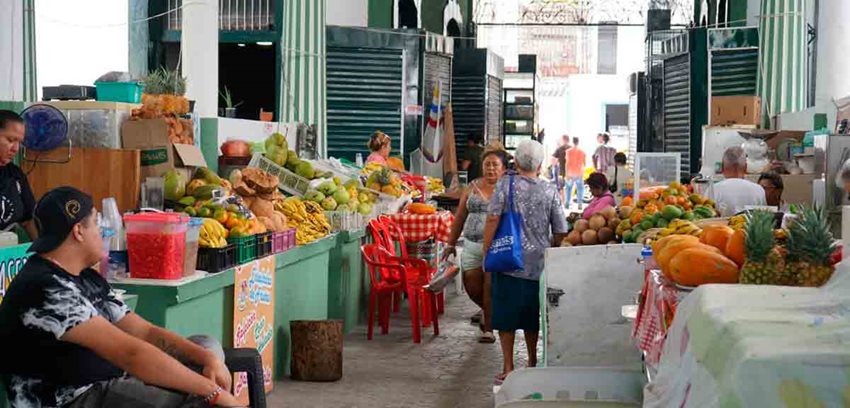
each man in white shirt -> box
[705,146,767,216]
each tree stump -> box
[290,320,343,381]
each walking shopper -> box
[444,146,509,343]
[461,133,485,182]
[564,137,586,210]
[0,187,240,407]
[483,140,569,384]
[593,132,617,173]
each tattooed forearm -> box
[153,337,189,363]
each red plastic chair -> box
[378,215,446,318]
[361,244,439,343]
[377,217,444,325]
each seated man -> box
[705,147,766,216]
[0,187,240,407]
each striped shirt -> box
[593,145,617,173]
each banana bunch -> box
[278,197,331,245]
[426,177,445,194]
[361,162,385,175]
[729,215,747,230]
[657,219,702,238]
[199,218,228,248]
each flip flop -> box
[479,331,496,343]
[494,372,511,385]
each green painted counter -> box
[113,235,336,379]
[327,229,368,333]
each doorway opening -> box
[219,42,277,120]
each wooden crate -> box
[25,147,141,213]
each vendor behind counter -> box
[0,110,37,242]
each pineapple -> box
[740,210,785,285]
[784,206,837,287]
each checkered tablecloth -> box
[633,269,688,369]
[385,211,454,243]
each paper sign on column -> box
[232,256,276,403]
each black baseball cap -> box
[29,186,95,254]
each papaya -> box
[407,202,436,215]
[192,185,219,200]
[661,205,684,221]
[652,234,699,256]
[668,248,739,286]
[725,228,746,267]
[700,225,734,252]
[658,240,715,277]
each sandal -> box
[494,372,511,386]
[479,331,496,343]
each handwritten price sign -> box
[232,256,275,401]
[0,244,31,305]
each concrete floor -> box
[269,292,532,408]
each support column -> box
[128,0,149,79]
[814,0,850,107]
[0,0,25,101]
[181,0,218,117]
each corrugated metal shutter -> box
[326,47,403,161]
[711,49,758,96]
[451,75,485,161]
[628,93,638,168]
[424,53,452,109]
[663,54,691,175]
[486,75,503,145]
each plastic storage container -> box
[248,153,312,196]
[41,101,136,148]
[255,231,273,259]
[272,228,296,254]
[494,367,645,407]
[228,235,256,265]
[183,218,203,277]
[124,212,188,280]
[197,244,236,273]
[95,81,144,103]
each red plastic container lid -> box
[123,212,188,224]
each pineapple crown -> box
[744,210,776,262]
[143,67,187,96]
[786,205,836,265]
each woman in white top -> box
[604,153,633,205]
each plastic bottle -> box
[355,153,364,167]
[641,246,658,278]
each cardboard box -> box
[121,119,207,180]
[711,96,762,126]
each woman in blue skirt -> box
[483,139,569,384]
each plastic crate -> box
[248,153,312,196]
[494,367,645,407]
[255,231,274,258]
[95,81,143,103]
[227,235,257,265]
[272,228,296,253]
[196,244,236,273]
[324,211,363,232]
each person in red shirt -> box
[564,137,587,210]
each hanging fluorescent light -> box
[256,41,273,46]
[237,43,246,47]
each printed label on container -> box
[141,148,169,166]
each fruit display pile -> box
[304,178,376,215]
[362,163,415,198]
[561,206,621,247]
[655,206,841,289]
[276,197,332,245]
[262,133,337,186]
[616,182,717,243]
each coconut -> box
[607,217,621,230]
[599,206,617,221]
[588,214,607,231]
[574,219,590,233]
[566,230,582,246]
[597,227,614,243]
[619,206,633,218]
[581,229,599,245]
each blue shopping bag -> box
[484,174,524,273]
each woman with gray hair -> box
[483,139,569,383]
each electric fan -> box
[20,103,71,163]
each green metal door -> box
[326,47,404,161]
[710,49,759,96]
